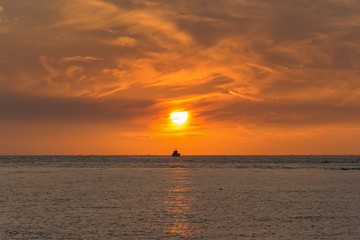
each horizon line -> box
[1,154,360,156]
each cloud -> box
[108,36,137,47]
[190,96,360,129]
[55,0,119,30]
[1,0,360,132]
[59,56,102,63]
[0,90,157,125]
[0,6,4,24]
[0,5,16,33]
[65,65,84,78]
[109,73,235,101]
[56,0,193,48]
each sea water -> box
[1,155,360,239]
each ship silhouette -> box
[171,149,181,157]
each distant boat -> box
[171,149,181,157]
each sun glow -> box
[170,111,188,125]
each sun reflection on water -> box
[163,168,195,236]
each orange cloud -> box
[60,56,102,63]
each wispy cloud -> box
[59,56,102,63]
[108,36,137,47]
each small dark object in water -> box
[219,188,223,191]
[171,149,180,157]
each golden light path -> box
[170,111,188,125]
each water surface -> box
[1,156,359,239]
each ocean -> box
[1,155,360,239]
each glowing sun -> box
[170,111,188,125]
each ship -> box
[171,149,181,157]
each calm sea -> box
[1,155,360,239]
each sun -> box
[170,111,188,125]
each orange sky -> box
[1,0,360,154]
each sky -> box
[1,0,360,154]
